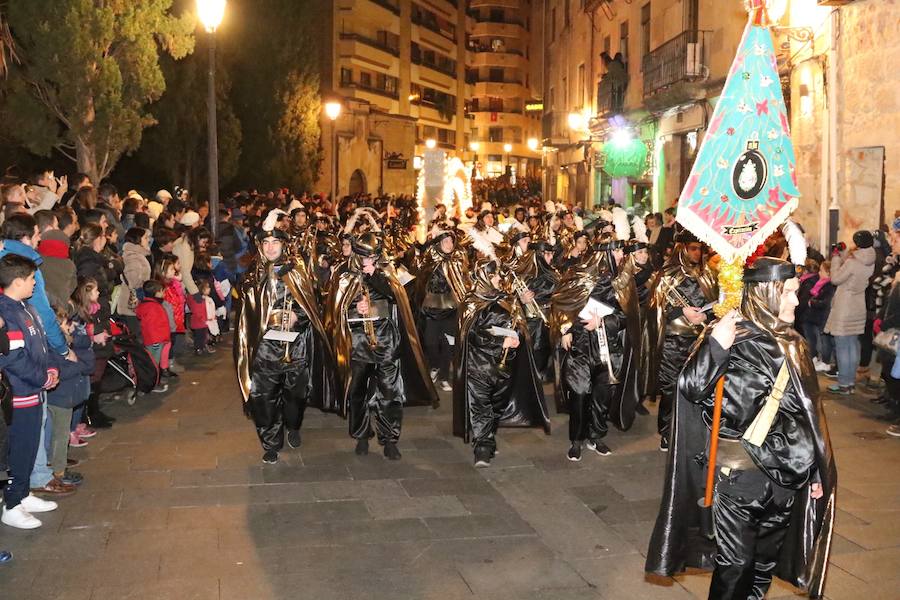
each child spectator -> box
[0,255,61,529]
[46,306,94,486]
[185,280,215,355]
[807,260,836,372]
[153,254,186,373]
[70,277,114,430]
[135,279,171,393]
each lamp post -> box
[527,138,539,177]
[324,101,342,205]
[197,0,226,240]
[469,141,480,179]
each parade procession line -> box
[0,334,897,600]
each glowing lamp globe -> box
[197,0,226,32]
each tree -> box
[2,0,194,183]
[267,69,322,192]
[138,44,242,192]
[228,0,322,192]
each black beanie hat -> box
[853,230,874,249]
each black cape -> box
[645,320,837,598]
[452,293,551,441]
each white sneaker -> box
[429,369,439,382]
[20,494,58,513]
[439,380,452,392]
[814,359,830,373]
[1,505,42,529]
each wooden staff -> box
[704,376,726,507]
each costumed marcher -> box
[645,257,836,600]
[326,232,439,460]
[551,234,631,461]
[234,228,336,464]
[452,259,550,467]
[508,233,558,380]
[415,225,469,391]
[623,238,655,415]
[648,230,718,451]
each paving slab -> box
[1,341,897,600]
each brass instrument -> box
[361,285,378,349]
[267,269,295,364]
[280,294,294,363]
[510,271,548,323]
[660,278,691,309]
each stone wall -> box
[835,0,900,232]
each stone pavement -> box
[0,342,898,600]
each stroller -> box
[98,320,159,405]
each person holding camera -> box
[823,231,877,395]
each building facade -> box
[314,0,544,199]
[466,0,544,179]
[541,0,898,250]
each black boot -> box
[86,394,115,429]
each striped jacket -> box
[0,294,57,408]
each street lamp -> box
[469,141,480,179]
[527,138,539,151]
[425,138,437,149]
[503,143,513,176]
[197,0,226,240]
[469,141,480,153]
[324,101,342,204]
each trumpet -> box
[511,271,548,323]
[659,278,691,309]
[361,286,378,349]
[280,296,294,364]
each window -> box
[577,63,585,107]
[490,8,503,22]
[548,86,555,110]
[489,68,504,83]
[340,68,353,85]
[488,127,504,142]
[360,71,372,87]
[564,0,570,28]
[619,21,629,62]
[562,76,568,110]
[641,3,651,59]
[488,97,504,112]
[603,35,611,56]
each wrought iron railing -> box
[641,30,710,97]
[596,79,625,116]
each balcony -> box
[474,80,525,98]
[470,0,520,8]
[470,49,527,71]
[596,79,625,117]
[339,32,400,58]
[470,20,525,38]
[368,0,399,15]
[642,30,710,104]
[541,111,571,146]
[412,55,457,78]
[341,78,399,100]
[412,13,456,42]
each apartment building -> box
[314,0,545,197]
[316,0,470,197]
[466,0,544,179]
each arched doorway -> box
[348,169,367,196]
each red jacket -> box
[135,297,171,344]
[185,293,209,330]
[164,279,186,333]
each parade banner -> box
[676,8,799,264]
